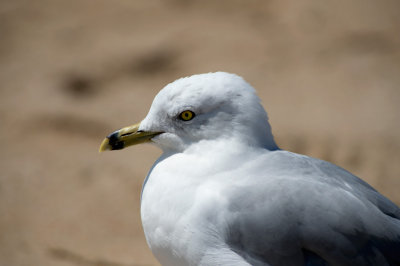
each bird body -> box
[142,143,400,265]
[100,72,400,265]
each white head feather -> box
[139,72,278,152]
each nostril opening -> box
[137,130,144,133]
[121,132,133,137]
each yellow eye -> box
[179,110,195,121]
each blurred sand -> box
[0,1,399,265]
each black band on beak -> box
[107,131,125,150]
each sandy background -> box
[1,1,399,265]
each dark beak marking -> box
[106,131,125,150]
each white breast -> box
[140,152,230,266]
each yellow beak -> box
[99,122,162,152]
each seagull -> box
[99,72,400,266]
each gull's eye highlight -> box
[179,110,195,121]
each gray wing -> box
[223,151,400,266]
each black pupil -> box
[181,111,192,120]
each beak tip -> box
[99,138,111,153]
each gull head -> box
[100,72,278,153]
